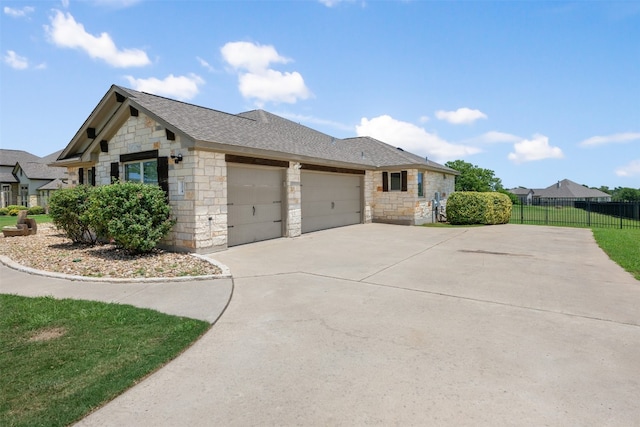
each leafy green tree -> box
[445,160,503,192]
[612,187,640,202]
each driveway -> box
[70,224,638,425]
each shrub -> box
[447,191,512,225]
[48,186,96,244]
[27,206,46,215]
[0,208,8,216]
[6,205,27,216]
[86,182,175,254]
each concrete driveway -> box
[72,223,639,425]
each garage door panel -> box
[228,165,283,246]
[301,171,362,234]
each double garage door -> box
[227,164,362,247]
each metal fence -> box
[510,198,640,229]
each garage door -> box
[301,170,362,233]
[227,165,283,247]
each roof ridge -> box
[114,85,255,123]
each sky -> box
[1,0,639,190]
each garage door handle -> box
[331,201,335,209]
[253,206,256,216]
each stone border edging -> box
[0,254,232,283]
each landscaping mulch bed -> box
[0,224,222,278]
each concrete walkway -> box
[0,258,233,324]
[2,224,639,425]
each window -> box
[382,171,408,192]
[125,159,158,184]
[390,172,402,191]
[418,172,424,197]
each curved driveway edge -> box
[74,223,640,426]
[0,260,233,324]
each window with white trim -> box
[124,159,158,185]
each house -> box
[53,85,457,253]
[0,149,67,208]
[509,179,612,204]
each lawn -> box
[0,295,210,427]
[592,228,640,280]
[0,215,52,228]
[509,205,640,229]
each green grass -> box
[0,215,52,228]
[509,205,640,229]
[0,295,210,427]
[592,228,640,280]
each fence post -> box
[587,200,591,227]
[620,202,623,229]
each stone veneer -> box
[371,169,455,225]
[68,112,453,253]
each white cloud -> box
[507,134,564,164]
[45,10,151,68]
[238,69,311,106]
[473,131,521,144]
[4,50,29,69]
[221,41,311,106]
[318,0,360,7]
[419,115,429,123]
[615,159,640,177]
[579,132,640,147]
[356,115,481,162]
[196,56,215,72]
[124,74,204,101]
[61,0,70,8]
[277,112,353,132]
[4,6,35,18]
[221,41,290,73]
[435,107,488,124]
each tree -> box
[612,187,640,202]
[445,160,503,192]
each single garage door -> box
[227,165,283,247]
[301,170,362,233]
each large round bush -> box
[86,182,175,254]
[447,191,512,225]
[48,186,96,244]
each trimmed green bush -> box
[49,186,96,244]
[86,182,175,254]
[0,208,8,216]
[27,206,46,215]
[447,191,512,225]
[5,205,27,216]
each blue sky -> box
[1,0,639,189]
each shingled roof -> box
[105,86,457,173]
[510,179,611,199]
[0,149,41,167]
[15,161,67,180]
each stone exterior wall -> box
[286,162,302,237]
[372,168,456,225]
[89,113,215,252]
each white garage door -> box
[301,170,362,233]
[227,165,283,247]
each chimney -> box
[557,180,561,188]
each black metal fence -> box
[510,198,640,229]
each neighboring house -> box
[0,149,68,208]
[53,85,457,253]
[509,179,612,204]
